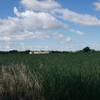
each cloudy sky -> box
[0,0,100,51]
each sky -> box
[0,0,100,51]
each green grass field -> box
[1,52,100,100]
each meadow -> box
[1,51,100,100]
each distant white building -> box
[29,51,49,54]
[34,51,49,54]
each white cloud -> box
[0,3,69,51]
[21,0,61,11]
[14,7,67,30]
[53,33,71,44]
[93,1,100,11]
[0,14,70,50]
[1,0,100,50]
[53,8,100,26]
[21,0,100,26]
[70,29,85,35]
[14,0,100,27]
[0,36,11,41]
[90,43,100,50]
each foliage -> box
[83,47,91,52]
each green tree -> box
[83,47,91,52]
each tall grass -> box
[0,64,43,100]
[1,52,100,100]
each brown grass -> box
[0,64,43,100]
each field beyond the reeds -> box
[1,52,100,100]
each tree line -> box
[0,47,97,54]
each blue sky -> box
[0,0,100,51]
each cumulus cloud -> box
[0,2,69,51]
[21,0,61,11]
[21,0,100,26]
[1,0,99,50]
[0,14,70,49]
[20,0,100,26]
[14,7,67,29]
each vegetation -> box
[82,46,91,52]
[0,48,100,100]
[0,64,43,100]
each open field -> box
[1,52,100,100]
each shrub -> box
[83,47,91,52]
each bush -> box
[83,47,91,52]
